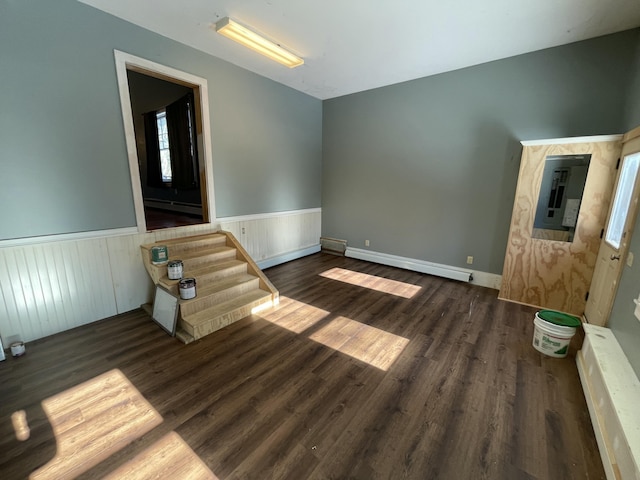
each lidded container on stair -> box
[167,260,183,280]
[150,245,169,265]
[532,310,581,358]
[179,277,197,300]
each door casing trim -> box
[113,50,216,233]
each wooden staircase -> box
[141,231,278,343]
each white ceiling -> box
[79,0,640,100]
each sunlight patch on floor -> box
[259,296,330,333]
[319,267,421,299]
[30,369,163,479]
[22,369,218,479]
[103,431,218,479]
[308,316,410,371]
[11,410,30,441]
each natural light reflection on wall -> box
[319,267,421,299]
[259,296,330,333]
[309,316,410,371]
[103,432,218,479]
[30,369,163,480]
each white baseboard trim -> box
[0,227,140,248]
[258,244,321,270]
[345,247,502,290]
[470,271,502,290]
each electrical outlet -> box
[467,256,473,265]
[241,227,245,234]
[365,240,370,247]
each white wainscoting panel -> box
[0,209,321,344]
[219,209,321,263]
[0,240,118,343]
[106,233,155,314]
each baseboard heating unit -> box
[345,247,473,283]
[320,237,347,256]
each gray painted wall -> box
[609,33,640,378]
[322,30,639,274]
[624,36,640,130]
[0,0,322,240]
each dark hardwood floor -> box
[144,208,203,230]
[0,253,604,479]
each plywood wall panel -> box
[500,140,621,315]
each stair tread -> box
[181,289,272,326]
[159,259,247,286]
[176,273,259,301]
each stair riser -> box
[167,237,227,257]
[149,249,237,279]
[181,296,274,339]
[181,250,237,270]
[180,278,260,317]
[158,262,248,289]
[191,262,248,284]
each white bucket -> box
[532,313,577,358]
[10,341,26,357]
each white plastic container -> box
[10,341,25,357]
[532,310,580,358]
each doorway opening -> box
[127,71,202,230]
[114,51,216,233]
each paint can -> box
[167,260,184,280]
[179,278,197,300]
[10,341,25,357]
[151,245,169,265]
[532,310,581,358]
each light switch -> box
[627,251,634,267]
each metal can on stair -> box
[179,278,197,300]
[167,260,183,280]
[151,245,169,265]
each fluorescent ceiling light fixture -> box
[215,17,304,68]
